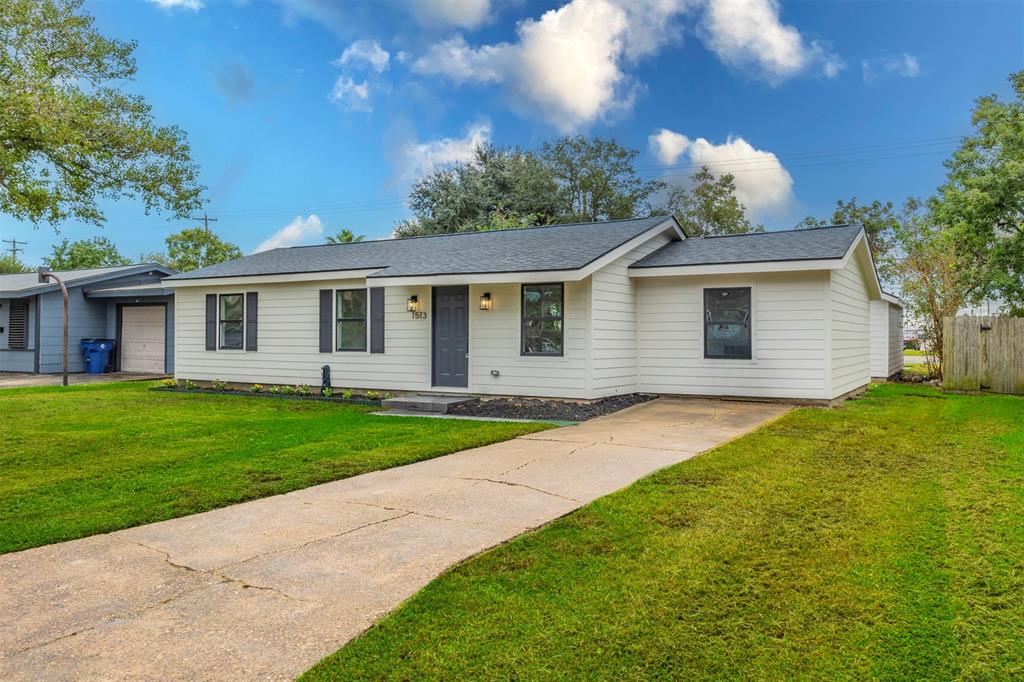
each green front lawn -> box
[305,384,1024,680]
[0,382,551,554]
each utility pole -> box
[3,238,28,260]
[189,214,218,234]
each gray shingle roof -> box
[630,224,863,269]
[166,216,675,281]
[0,264,173,297]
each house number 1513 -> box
[411,311,427,319]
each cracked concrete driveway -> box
[0,397,790,681]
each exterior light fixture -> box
[407,295,419,312]
[479,292,492,311]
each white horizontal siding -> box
[870,299,889,378]
[589,231,673,396]
[176,278,594,398]
[830,252,871,395]
[636,271,830,400]
[468,281,591,398]
[888,302,904,376]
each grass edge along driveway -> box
[0,382,552,554]
[304,383,1024,680]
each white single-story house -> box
[164,217,903,403]
[0,264,176,375]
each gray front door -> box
[432,286,469,388]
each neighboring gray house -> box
[0,264,176,375]
[165,218,904,403]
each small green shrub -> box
[268,385,282,395]
[183,379,197,391]
[280,385,296,395]
[160,378,178,389]
[382,392,393,400]
[211,379,229,391]
[296,384,312,396]
[342,389,353,400]
[322,387,334,398]
[250,384,263,393]
[366,390,380,401]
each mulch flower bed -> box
[448,393,655,422]
[150,386,382,406]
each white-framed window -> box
[336,289,367,351]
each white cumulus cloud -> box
[862,53,921,83]
[413,0,641,131]
[329,76,372,111]
[651,129,794,217]
[411,0,492,29]
[700,0,842,82]
[254,215,325,253]
[149,0,203,10]
[336,39,390,73]
[396,120,492,183]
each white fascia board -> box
[163,269,383,288]
[628,258,846,278]
[881,292,903,306]
[367,269,586,287]
[575,220,683,279]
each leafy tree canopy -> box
[933,70,1024,313]
[395,136,663,237]
[326,228,364,244]
[396,143,562,238]
[0,0,203,227]
[164,227,241,273]
[541,135,664,223]
[0,254,32,273]
[659,167,763,237]
[798,197,899,279]
[43,236,129,269]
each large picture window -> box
[704,287,751,359]
[336,289,367,351]
[219,294,244,350]
[521,283,563,356]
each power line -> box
[189,213,219,233]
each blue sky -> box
[3,0,1023,265]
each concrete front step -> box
[380,394,476,414]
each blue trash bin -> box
[80,339,115,374]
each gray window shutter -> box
[205,294,217,351]
[319,289,333,353]
[370,287,385,354]
[245,292,258,351]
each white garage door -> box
[121,306,166,373]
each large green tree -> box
[0,0,203,227]
[933,70,1024,314]
[541,135,663,223]
[660,167,762,237]
[44,235,128,269]
[163,227,241,273]
[0,254,32,273]
[798,198,899,278]
[395,144,562,238]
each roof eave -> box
[628,257,847,277]
[0,263,176,297]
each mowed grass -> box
[305,384,1024,680]
[0,382,551,554]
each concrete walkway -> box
[0,398,790,681]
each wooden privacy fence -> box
[944,316,1024,395]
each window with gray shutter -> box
[319,289,333,352]
[8,300,27,350]
[205,294,217,350]
[370,287,384,354]
[245,292,258,351]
